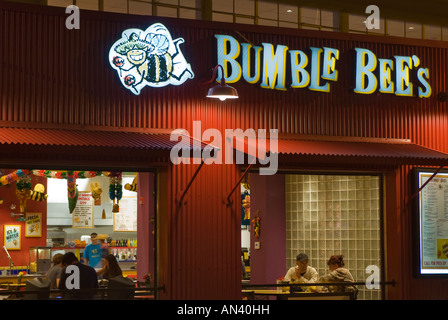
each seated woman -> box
[319,255,357,296]
[97,254,123,280]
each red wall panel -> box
[0,170,47,267]
[1,2,448,299]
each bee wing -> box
[145,33,169,55]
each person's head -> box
[295,253,309,273]
[62,252,79,267]
[97,234,107,244]
[52,253,64,266]
[327,255,345,271]
[90,232,98,244]
[102,254,122,276]
[103,254,118,267]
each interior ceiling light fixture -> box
[206,65,239,101]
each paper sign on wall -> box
[25,212,42,237]
[4,225,21,250]
[113,196,137,232]
[72,191,94,228]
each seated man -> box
[58,252,98,300]
[284,253,318,290]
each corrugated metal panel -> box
[275,139,448,163]
[0,127,212,151]
[230,136,448,165]
[1,2,448,299]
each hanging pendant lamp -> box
[206,65,239,101]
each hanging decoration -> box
[241,177,250,226]
[90,182,103,205]
[32,170,103,179]
[67,171,78,214]
[29,184,48,202]
[252,215,261,239]
[0,169,31,186]
[242,193,250,221]
[16,175,32,213]
[109,172,123,213]
[124,176,138,192]
[32,170,107,213]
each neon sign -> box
[109,23,194,95]
[215,34,432,98]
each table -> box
[134,290,154,299]
[0,283,27,299]
[242,289,355,300]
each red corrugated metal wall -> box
[1,2,448,299]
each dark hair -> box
[62,252,79,266]
[296,253,308,262]
[327,255,345,267]
[52,253,64,265]
[90,232,98,237]
[103,254,122,279]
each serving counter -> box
[0,274,45,285]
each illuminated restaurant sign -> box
[109,23,194,95]
[215,34,432,98]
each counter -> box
[242,289,355,300]
[0,274,45,284]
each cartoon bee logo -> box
[109,23,194,95]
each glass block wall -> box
[285,174,382,300]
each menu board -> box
[72,191,94,228]
[113,196,137,232]
[415,169,448,275]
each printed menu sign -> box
[417,171,448,274]
[72,191,94,228]
[25,212,42,237]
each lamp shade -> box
[206,83,239,101]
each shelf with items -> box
[110,247,137,262]
[49,247,137,265]
[50,246,137,250]
[109,239,137,247]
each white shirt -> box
[284,265,319,283]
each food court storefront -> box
[1,1,448,300]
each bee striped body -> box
[125,177,138,192]
[29,190,48,202]
[139,52,173,83]
[125,182,137,192]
